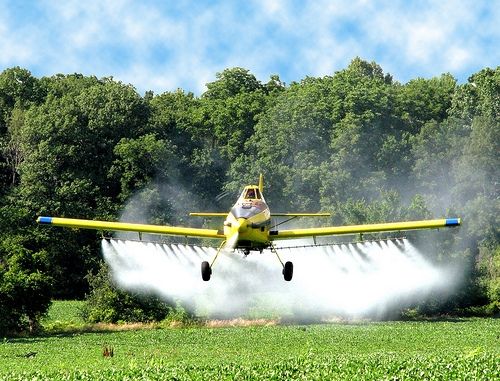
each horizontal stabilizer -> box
[189,212,228,217]
[189,212,331,218]
[271,213,331,217]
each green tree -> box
[449,67,499,121]
[321,59,402,217]
[227,75,334,210]
[0,67,44,120]
[411,118,469,204]
[109,134,175,202]
[453,116,499,242]
[198,68,268,164]
[0,234,52,334]
[477,243,500,312]
[0,105,25,188]
[15,76,148,297]
[203,67,263,99]
[410,71,499,311]
[81,263,173,323]
[0,68,44,194]
[397,74,456,132]
[146,89,223,203]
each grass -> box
[40,300,87,331]
[42,300,86,324]
[0,301,498,380]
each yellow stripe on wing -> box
[37,216,225,239]
[270,218,461,239]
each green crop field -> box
[0,302,498,380]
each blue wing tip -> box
[445,218,461,226]
[38,216,53,224]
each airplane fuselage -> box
[223,185,271,251]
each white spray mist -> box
[102,237,452,320]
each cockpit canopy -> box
[241,186,262,200]
[232,186,268,219]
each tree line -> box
[0,58,498,333]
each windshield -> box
[231,201,267,219]
[243,187,262,200]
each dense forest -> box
[0,58,498,333]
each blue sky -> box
[1,0,498,95]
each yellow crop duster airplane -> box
[37,175,461,282]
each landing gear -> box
[202,241,294,282]
[201,261,212,281]
[283,261,293,281]
[270,243,293,281]
[201,240,226,281]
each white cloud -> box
[0,0,497,93]
[254,0,295,30]
[0,4,38,65]
[446,45,472,71]
[406,22,447,62]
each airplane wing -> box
[269,218,461,239]
[37,216,225,239]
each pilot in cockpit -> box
[245,188,256,199]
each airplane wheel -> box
[201,261,212,281]
[283,261,293,281]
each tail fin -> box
[259,173,264,193]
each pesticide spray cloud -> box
[102,238,451,320]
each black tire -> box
[201,261,212,281]
[283,261,293,281]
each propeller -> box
[225,231,239,251]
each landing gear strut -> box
[201,240,226,281]
[270,244,293,281]
[202,242,294,282]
